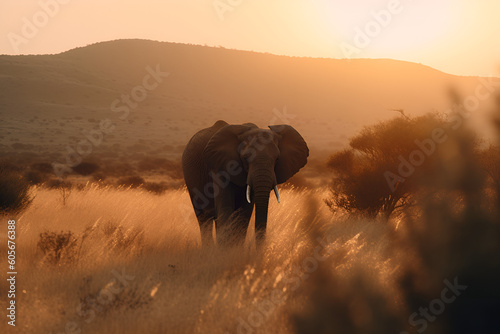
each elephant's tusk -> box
[274,186,281,203]
[246,185,251,203]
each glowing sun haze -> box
[1,0,499,76]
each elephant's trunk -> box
[254,187,270,244]
[249,160,276,244]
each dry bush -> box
[37,231,78,265]
[0,168,33,213]
[326,113,481,219]
[75,218,146,261]
[36,219,146,268]
[0,161,22,173]
[72,161,100,176]
[45,178,73,205]
[24,169,49,185]
[101,220,145,255]
[31,162,53,174]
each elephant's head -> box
[203,123,309,240]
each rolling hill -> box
[0,39,493,179]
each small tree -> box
[326,113,452,218]
[326,149,410,218]
[46,178,73,205]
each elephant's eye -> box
[241,156,249,170]
[241,147,253,161]
[243,153,253,165]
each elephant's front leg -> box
[199,218,214,248]
[214,184,246,246]
[196,209,215,248]
[233,184,254,238]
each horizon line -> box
[1,38,498,78]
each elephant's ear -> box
[203,125,251,186]
[269,125,309,184]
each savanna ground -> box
[2,106,500,334]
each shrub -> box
[0,169,33,214]
[325,113,475,218]
[72,162,99,176]
[143,181,169,194]
[0,162,22,173]
[31,162,53,174]
[24,170,48,185]
[44,179,73,205]
[137,157,183,179]
[37,231,78,265]
[102,221,144,255]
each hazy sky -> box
[1,0,499,76]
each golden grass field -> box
[0,185,404,334]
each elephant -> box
[182,120,309,247]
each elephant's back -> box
[182,121,228,165]
[182,120,228,188]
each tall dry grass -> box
[1,185,382,334]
